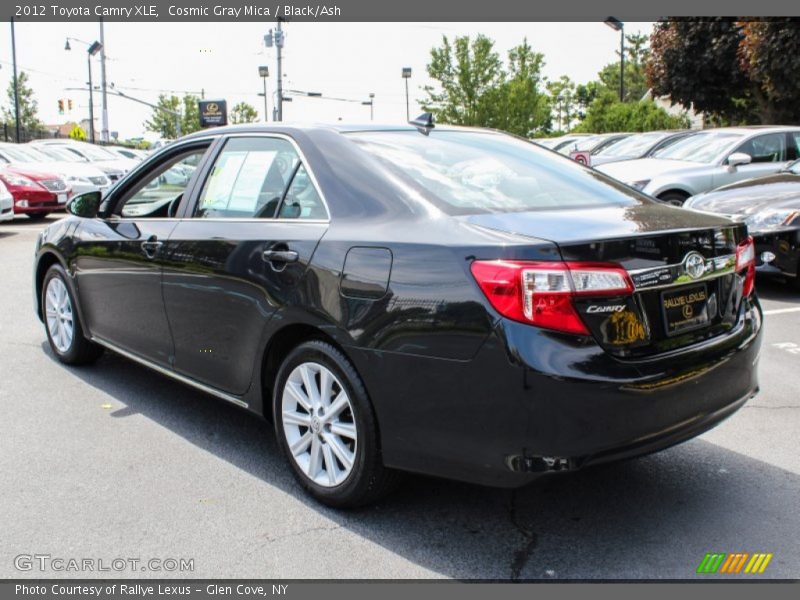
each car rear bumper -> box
[351,296,762,487]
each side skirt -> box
[91,337,250,409]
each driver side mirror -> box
[727,152,752,169]
[66,191,102,218]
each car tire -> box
[658,192,689,206]
[42,264,104,365]
[273,340,400,508]
[26,213,51,221]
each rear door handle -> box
[262,249,299,263]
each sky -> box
[0,21,653,140]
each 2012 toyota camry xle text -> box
[33,122,763,507]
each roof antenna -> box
[409,112,435,136]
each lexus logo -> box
[683,252,706,280]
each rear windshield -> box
[596,132,667,157]
[652,131,742,163]
[348,130,642,214]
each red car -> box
[0,166,71,220]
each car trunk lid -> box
[461,203,751,358]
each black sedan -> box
[34,122,762,507]
[685,159,800,289]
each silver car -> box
[596,126,800,205]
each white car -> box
[0,179,13,222]
[30,140,138,183]
[596,126,800,205]
[106,146,147,161]
[0,143,111,196]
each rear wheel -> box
[658,191,689,206]
[42,264,103,365]
[26,212,51,221]
[273,340,399,507]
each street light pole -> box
[361,94,374,121]
[604,17,625,102]
[402,67,412,122]
[86,41,102,144]
[258,66,269,122]
[87,53,95,143]
[99,18,109,143]
[10,19,21,142]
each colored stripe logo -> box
[697,553,773,574]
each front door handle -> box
[141,237,163,259]
[262,249,299,264]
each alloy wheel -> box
[45,277,74,354]
[281,362,358,487]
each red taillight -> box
[469,260,633,335]
[736,236,756,297]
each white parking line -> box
[763,307,800,316]
[0,227,47,234]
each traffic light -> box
[58,99,64,115]
[67,99,73,111]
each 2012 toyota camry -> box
[33,121,763,507]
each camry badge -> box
[683,252,706,280]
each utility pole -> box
[10,19,21,142]
[276,19,284,121]
[265,20,285,121]
[99,18,109,143]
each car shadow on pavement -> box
[42,342,799,580]
[755,276,800,303]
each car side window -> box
[277,165,327,220]
[733,133,787,163]
[119,150,206,218]
[195,137,301,219]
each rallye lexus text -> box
[33,122,762,507]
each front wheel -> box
[42,264,103,365]
[273,340,399,507]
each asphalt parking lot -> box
[1,214,798,580]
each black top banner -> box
[5,0,800,22]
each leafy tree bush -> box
[576,93,689,132]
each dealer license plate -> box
[57,193,68,204]
[661,284,710,336]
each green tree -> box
[423,35,552,136]
[230,101,259,124]
[598,32,651,102]
[488,40,550,136]
[144,93,202,138]
[422,34,504,126]
[575,93,689,133]
[182,95,201,134]
[2,71,45,135]
[68,125,87,141]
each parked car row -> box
[540,126,800,288]
[0,140,145,220]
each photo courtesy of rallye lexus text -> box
[32,120,763,508]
